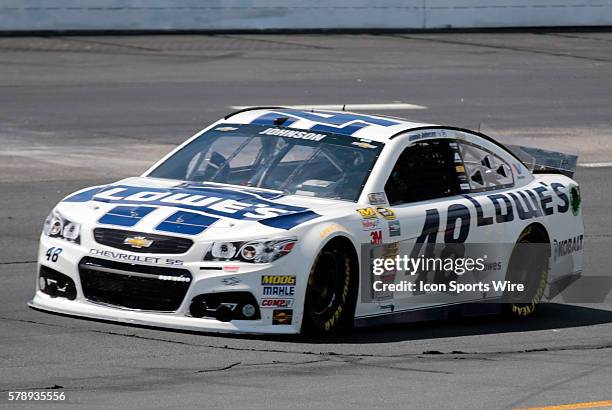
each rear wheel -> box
[504,227,549,317]
[302,241,357,334]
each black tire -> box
[302,241,357,334]
[504,228,549,317]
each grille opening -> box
[189,292,260,321]
[39,266,77,300]
[93,228,193,254]
[78,257,192,311]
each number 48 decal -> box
[45,247,63,262]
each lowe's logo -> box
[93,185,306,221]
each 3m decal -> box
[370,230,383,244]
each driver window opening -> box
[385,139,461,205]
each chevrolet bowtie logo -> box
[123,236,153,248]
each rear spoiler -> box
[506,145,578,178]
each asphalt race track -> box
[1,33,611,409]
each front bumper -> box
[30,235,304,334]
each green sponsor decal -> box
[570,185,581,216]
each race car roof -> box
[223,107,435,142]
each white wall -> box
[1,0,612,31]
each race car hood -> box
[61,177,350,239]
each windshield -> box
[148,124,383,201]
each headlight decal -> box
[204,238,297,263]
[43,210,81,244]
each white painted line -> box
[229,103,427,111]
[578,162,612,168]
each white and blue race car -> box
[30,107,584,334]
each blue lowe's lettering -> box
[93,185,307,221]
[251,109,401,136]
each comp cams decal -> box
[261,299,294,308]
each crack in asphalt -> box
[196,362,242,373]
[195,358,332,374]
[2,315,612,394]
[0,260,36,265]
[0,384,63,393]
[504,364,606,409]
[3,315,612,360]
[391,34,612,63]
[537,32,612,44]
[55,36,161,52]
[220,34,334,50]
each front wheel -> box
[302,241,356,334]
